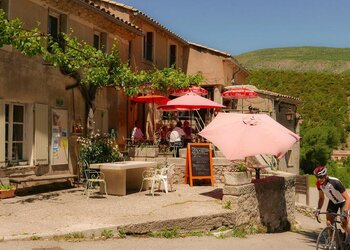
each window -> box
[5,104,25,163]
[48,11,67,51]
[143,32,154,62]
[93,31,107,52]
[169,44,177,67]
[93,31,100,50]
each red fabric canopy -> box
[129,95,170,104]
[222,88,257,99]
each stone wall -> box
[222,171,296,232]
[129,146,235,185]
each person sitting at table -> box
[183,120,195,147]
[169,121,185,157]
[131,120,144,144]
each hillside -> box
[236,46,350,74]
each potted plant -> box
[224,161,252,186]
[0,184,16,199]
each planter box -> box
[0,188,16,199]
[128,147,159,157]
[224,172,252,186]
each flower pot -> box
[0,188,16,199]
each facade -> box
[0,0,299,181]
[0,0,142,177]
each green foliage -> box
[148,228,179,238]
[223,200,232,209]
[231,227,246,238]
[0,184,15,190]
[100,229,114,239]
[77,132,123,164]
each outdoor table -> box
[251,164,268,179]
[90,161,156,196]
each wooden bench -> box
[10,174,77,188]
[295,175,310,206]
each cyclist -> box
[314,166,350,234]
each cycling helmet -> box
[313,166,327,177]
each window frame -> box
[5,103,25,163]
[143,31,154,62]
[169,44,177,67]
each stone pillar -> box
[222,172,296,232]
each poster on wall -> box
[51,109,69,165]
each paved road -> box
[0,212,322,250]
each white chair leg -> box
[139,180,144,192]
[163,179,168,194]
[103,181,108,197]
[151,178,157,197]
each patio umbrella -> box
[169,86,208,97]
[222,88,257,112]
[129,95,170,141]
[199,113,300,160]
[166,92,224,109]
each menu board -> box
[185,143,214,186]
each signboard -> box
[51,109,69,165]
[185,143,214,186]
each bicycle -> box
[316,212,349,250]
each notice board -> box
[185,143,214,186]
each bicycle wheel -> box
[316,227,337,250]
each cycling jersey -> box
[316,177,346,204]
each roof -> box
[225,85,302,104]
[189,42,250,75]
[76,0,142,35]
[99,0,188,45]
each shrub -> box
[78,132,123,164]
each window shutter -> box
[100,32,107,53]
[59,14,67,33]
[0,99,5,167]
[34,104,49,165]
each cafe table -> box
[251,164,268,179]
[90,161,157,196]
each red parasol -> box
[128,95,170,105]
[222,88,257,99]
[222,88,257,112]
[169,86,208,97]
[129,95,170,141]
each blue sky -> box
[116,0,350,55]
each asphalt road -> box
[0,212,322,250]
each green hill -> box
[236,46,350,75]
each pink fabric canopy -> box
[169,86,208,97]
[166,92,224,109]
[199,113,300,160]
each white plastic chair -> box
[83,168,108,198]
[150,163,176,196]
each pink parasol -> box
[166,92,224,109]
[199,113,300,160]
[169,86,208,97]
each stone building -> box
[0,0,300,182]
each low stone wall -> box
[130,147,237,184]
[223,171,296,232]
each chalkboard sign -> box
[185,143,214,186]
